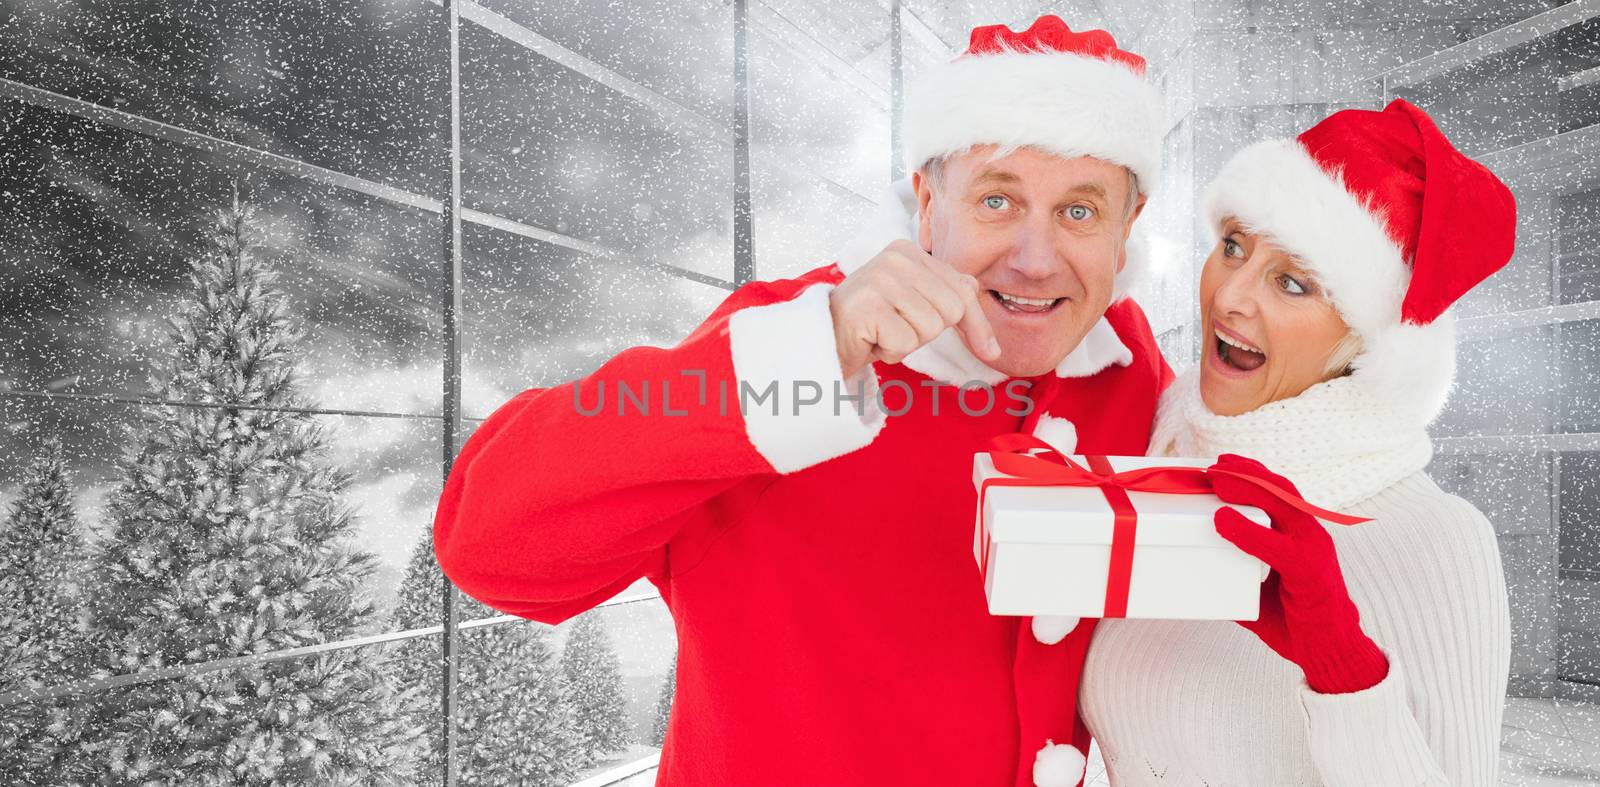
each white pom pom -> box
[1031,615,1081,645]
[1031,415,1078,453]
[1033,739,1087,787]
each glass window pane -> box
[0,101,443,416]
[1558,186,1600,306]
[1189,102,1367,185]
[1189,0,1553,34]
[460,22,734,282]
[451,592,673,785]
[1434,324,1557,439]
[1433,451,1555,538]
[1560,451,1600,575]
[752,160,877,281]
[750,26,889,204]
[1558,452,1600,684]
[1395,17,1600,156]
[389,542,597,785]
[321,412,444,618]
[1559,319,1600,434]
[1558,574,1600,685]
[0,398,440,683]
[1431,451,1558,689]
[1,393,442,781]
[461,223,727,420]
[560,595,674,780]
[755,0,893,89]
[0,0,447,192]
[473,0,734,123]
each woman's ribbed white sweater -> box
[1078,370,1512,786]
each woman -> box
[1077,99,1515,786]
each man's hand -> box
[829,240,1000,380]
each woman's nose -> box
[1212,264,1260,318]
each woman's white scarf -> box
[1147,367,1435,509]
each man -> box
[433,16,1171,787]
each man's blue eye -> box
[1067,205,1093,220]
[983,195,1008,210]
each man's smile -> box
[989,289,1066,315]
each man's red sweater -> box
[433,263,1172,786]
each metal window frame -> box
[890,0,904,180]
[441,0,465,779]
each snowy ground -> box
[1078,700,1600,787]
[569,743,660,786]
[1497,697,1600,786]
[579,697,1600,787]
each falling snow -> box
[0,0,1596,785]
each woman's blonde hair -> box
[1323,329,1364,377]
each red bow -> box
[975,433,1369,618]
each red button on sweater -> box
[433,263,1173,786]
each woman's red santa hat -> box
[1202,99,1517,423]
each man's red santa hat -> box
[1202,98,1517,423]
[902,15,1163,197]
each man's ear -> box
[1123,192,1148,237]
[1117,192,1149,274]
[913,170,935,253]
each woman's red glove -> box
[1208,453,1389,694]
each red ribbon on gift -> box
[974,433,1370,618]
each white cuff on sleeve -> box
[727,283,887,473]
[1297,655,1445,787]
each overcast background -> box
[1,0,1598,784]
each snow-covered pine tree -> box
[558,611,630,766]
[0,434,94,782]
[387,535,584,786]
[73,200,418,785]
[648,652,676,748]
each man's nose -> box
[1005,217,1059,280]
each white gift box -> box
[972,453,1273,621]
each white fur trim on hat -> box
[1033,740,1087,787]
[903,49,1164,191]
[1202,140,1456,424]
[1350,314,1456,424]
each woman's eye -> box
[983,195,1009,210]
[1223,239,1243,258]
[1279,275,1308,295]
[1066,205,1093,221]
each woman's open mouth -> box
[1211,324,1267,375]
[990,289,1065,315]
